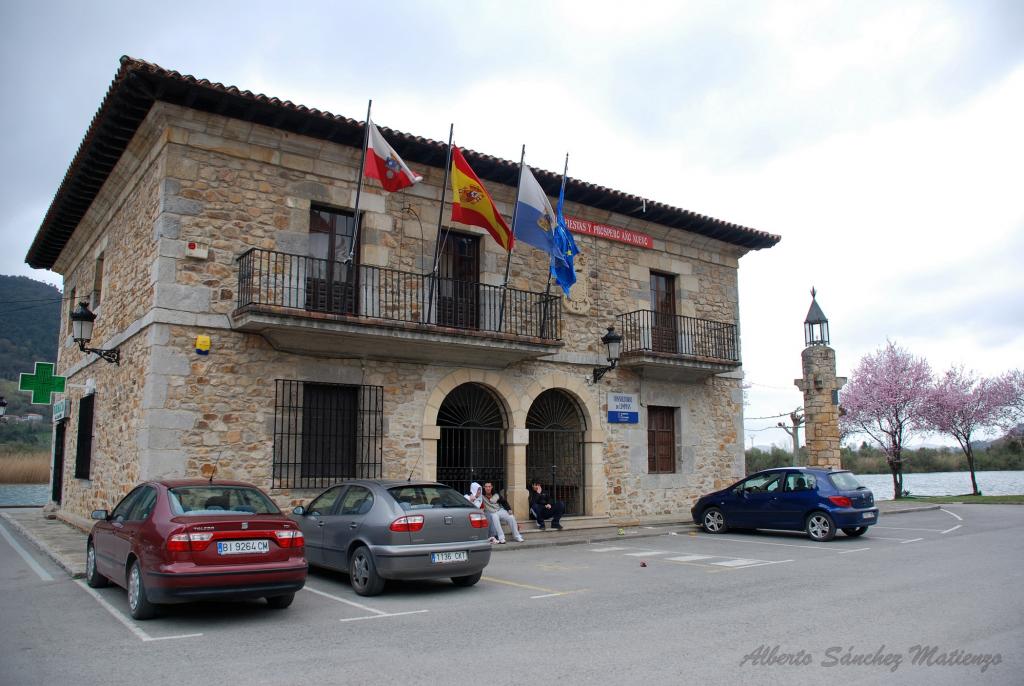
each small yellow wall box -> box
[195,335,211,355]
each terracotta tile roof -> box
[25,56,781,270]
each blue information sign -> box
[607,393,639,424]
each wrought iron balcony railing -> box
[618,310,739,363]
[236,248,562,340]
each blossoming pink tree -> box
[922,367,1020,496]
[840,341,932,499]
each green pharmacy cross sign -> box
[19,362,67,405]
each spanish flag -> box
[450,147,513,252]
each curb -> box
[879,504,942,515]
[494,524,697,552]
[0,512,85,579]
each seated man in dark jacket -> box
[528,481,565,530]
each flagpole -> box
[426,124,454,325]
[347,100,373,263]
[497,144,526,331]
[540,153,569,339]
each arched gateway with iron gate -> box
[526,389,587,516]
[436,383,507,497]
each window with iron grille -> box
[272,380,383,489]
[647,406,676,474]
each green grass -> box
[906,495,1024,505]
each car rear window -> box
[388,485,475,510]
[168,486,280,516]
[828,472,864,491]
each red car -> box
[86,479,307,619]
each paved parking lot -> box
[1,506,1018,685]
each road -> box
[1,506,1020,685]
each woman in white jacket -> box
[481,482,524,543]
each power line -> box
[0,302,63,317]
[0,297,64,305]
[744,411,794,421]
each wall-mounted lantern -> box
[70,302,120,365]
[592,326,623,383]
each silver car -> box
[290,480,492,596]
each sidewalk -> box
[0,499,939,579]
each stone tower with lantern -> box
[794,289,846,468]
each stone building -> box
[26,57,779,527]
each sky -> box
[1,0,1022,448]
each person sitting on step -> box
[481,482,523,543]
[528,481,565,531]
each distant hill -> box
[0,275,62,381]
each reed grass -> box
[0,451,50,484]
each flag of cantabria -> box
[364,119,422,192]
[450,146,513,252]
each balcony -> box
[232,249,563,366]
[617,310,741,380]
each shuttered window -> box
[647,406,676,474]
[75,394,95,479]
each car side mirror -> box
[292,505,306,516]
[91,509,109,521]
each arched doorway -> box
[526,389,586,515]
[437,383,507,497]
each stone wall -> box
[54,112,166,518]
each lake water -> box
[854,470,1024,500]
[0,484,49,507]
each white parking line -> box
[304,585,389,615]
[623,551,670,557]
[863,535,918,542]
[727,559,794,569]
[873,526,947,532]
[304,584,430,621]
[698,536,847,553]
[338,610,429,622]
[0,521,53,582]
[666,554,715,562]
[940,508,963,521]
[837,548,871,555]
[941,525,962,534]
[900,538,924,544]
[589,546,629,552]
[74,581,203,642]
[711,559,763,567]
[530,591,581,599]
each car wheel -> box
[806,512,836,542]
[451,571,482,587]
[842,526,868,538]
[127,560,158,620]
[701,507,727,534]
[85,542,108,588]
[265,593,295,609]
[349,545,385,597]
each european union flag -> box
[550,175,579,297]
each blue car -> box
[690,468,879,541]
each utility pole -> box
[777,408,804,466]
